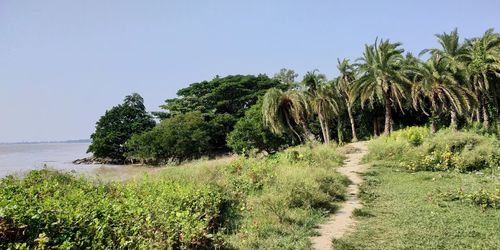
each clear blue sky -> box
[1,0,499,142]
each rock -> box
[72,157,123,165]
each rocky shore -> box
[72,157,125,165]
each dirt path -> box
[311,141,368,250]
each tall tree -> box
[411,58,475,133]
[311,84,342,143]
[462,29,500,129]
[301,70,338,143]
[420,28,469,129]
[88,93,156,162]
[335,59,359,141]
[273,68,299,89]
[155,74,282,119]
[302,69,327,94]
[262,88,315,142]
[353,39,409,136]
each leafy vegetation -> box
[0,169,225,249]
[87,93,155,162]
[365,127,499,172]
[126,112,235,164]
[1,144,348,249]
[86,28,498,164]
[227,99,293,155]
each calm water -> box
[0,143,97,178]
[0,143,159,179]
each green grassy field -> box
[333,167,500,250]
[334,128,500,250]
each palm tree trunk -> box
[430,113,437,134]
[325,120,331,144]
[483,103,490,129]
[299,118,315,142]
[318,113,328,143]
[450,110,457,131]
[337,120,344,144]
[373,117,378,137]
[284,112,302,143]
[384,91,392,136]
[475,89,482,123]
[347,103,358,142]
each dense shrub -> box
[0,170,225,249]
[439,187,500,210]
[227,100,293,155]
[126,111,213,164]
[1,144,349,249]
[366,128,499,172]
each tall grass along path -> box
[311,141,368,250]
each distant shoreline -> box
[0,139,90,145]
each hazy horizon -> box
[1,0,499,143]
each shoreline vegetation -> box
[1,28,499,249]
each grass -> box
[334,128,500,250]
[157,143,349,249]
[0,143,348,249]
[333,167,500,250]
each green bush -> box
[366,128,499,173]
[1,143,349,249]
[227,99,293,155]
[439,187,500,210]
[126,111,213,164]
[0,170,225,249]
[392,126,430,146]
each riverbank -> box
[0,143,349,249]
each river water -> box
[0,143,97,178]
[0,143,157,179]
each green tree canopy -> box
[227,99,293,154]
[155,74,283,119]
[126,111,212,164]
[88,93,156,161]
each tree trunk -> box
[299,118,315,142]
[430,113,437,134]
[284,112,302,143]
[483,103,490,129]
[325,120,331,144]
[475,90,482,123]
[318,113,329,143]
[337,120,344,144]
[384,91,392,136]
[450,110,457,131]
[347,103,358,142]
[373,117,378,137]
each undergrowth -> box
[0,143,348,249]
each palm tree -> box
[262,88,315,142]
[302,69,327,94]
[411,58,476,133]
[420,28,469,129]
[352,39,409,136]
[462,29,500,129]
[311,84,342,143]
[335,59,358,141]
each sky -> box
[0,0,499,143]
